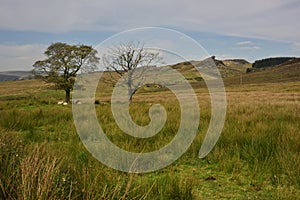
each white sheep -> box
[73,99,82,104]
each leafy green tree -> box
[33,42,99,103]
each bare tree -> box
[103,42,162,102]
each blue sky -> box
[0,0,300,71]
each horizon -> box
[0,55,299,73]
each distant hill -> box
[170,57,251,80]
[213,57,251,76]
[1,56,299,85]
[168,56,300,85]
[224,58,300,85]
[223,59,250,65]
[0,71,33,82]
[222,59,251,72]
[252,57,297,69]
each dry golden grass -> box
[0,66,299,199]
[20,144,61,200]
[0,80,45,97]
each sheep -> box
[73,99,82,104]
[58,100,82,105]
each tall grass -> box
[20,144,60,200]
[0,80,299,199]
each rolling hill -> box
[169,56,299,85]
[0,71,33,82]
[170,57,251,81]
[1,56,299,85]
[224,58,300,85]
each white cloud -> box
[236,41,253,46]
[0,0,299,43]
[234,46,261,51]
[1,0,300,71]
[291,42,300,52]
[233,40,261,51]
[0,44,47,71]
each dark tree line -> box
[252,57,296,68]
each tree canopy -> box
[252,57,296,68]
[33,42,99,103]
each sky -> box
[0,0,300,71]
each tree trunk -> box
[128,89,133,103]
[65,89,71,103]
[128,78,133,103]
[128,88,137,103]
[128,93,133,103]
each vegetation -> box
[252,57,296,69]
[0,59,299,199]
[32,42,99,103]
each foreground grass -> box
[0,80,299,199]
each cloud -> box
[291,42,300,52]
[0,0,299,43]
[236,41,253,46]
[232,40,261,51]
[235,46,261,51]
[0,44,47,71]
[1,0,299,70]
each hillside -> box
[0,71,33,82]
[224,58,300,85]
[1,56,299,86]
[166,56,300,87]
[252,57,297,69]
[170,57,251,81]
[0,59,299,200]
[222,59,251,72]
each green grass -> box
[0,78,299,199]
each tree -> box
[103,42,162,102]
[33,42,99,103]
[252,57,296,68]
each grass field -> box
[0,64,300,199]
